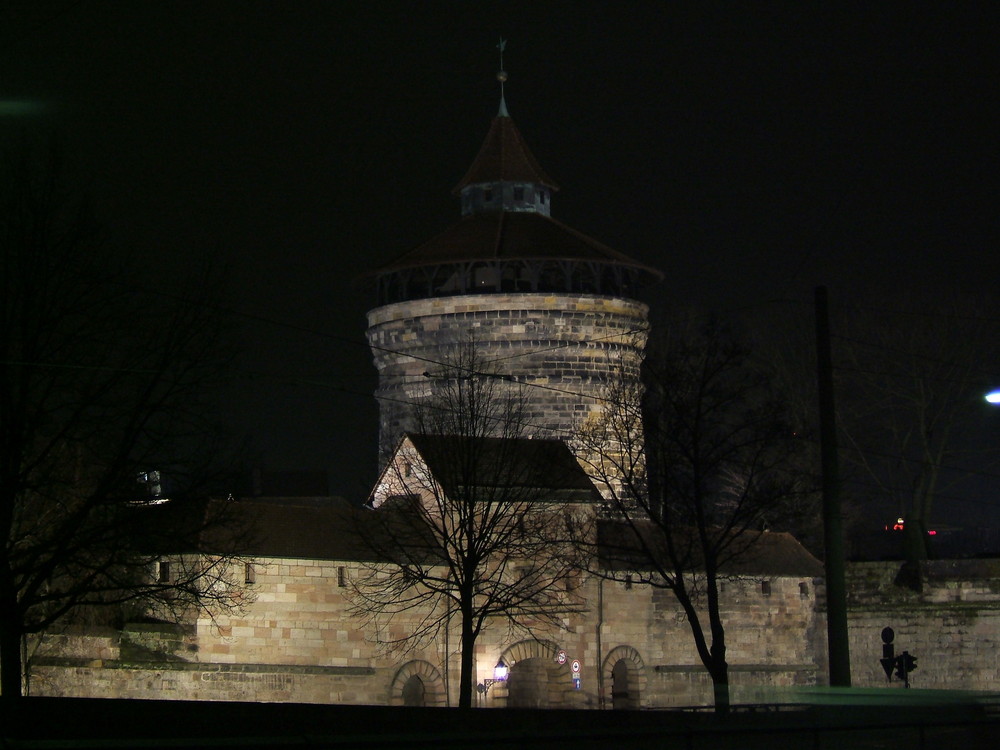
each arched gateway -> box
[493,640,578,709]
[389,660,446,707]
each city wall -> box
[846,560,1000,691]
[29,555,822,708]
[31,558,1000,706]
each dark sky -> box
[3,2,998,501]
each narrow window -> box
[539,190,546,204]
[624,574,633,591]
[799,581,809,598]
[761,580,771,596]
[513,186,524,201]
[244,563,256,585]
[337,566,347,588]
[402,460,412,478]
[157,561,170,583]
[483,188,493,202]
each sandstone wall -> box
[846,560,1000,691]
[29,557,823,709]
[366,293,649,458]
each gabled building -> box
[32,483,825,708]
[369,433,603,510]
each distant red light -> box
[885,518,936,535]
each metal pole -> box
[815,286,852,686]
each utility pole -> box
[815,286,851,686]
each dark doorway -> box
[612,659,631,709]
[506,658,548,708]
[402,674,425,706]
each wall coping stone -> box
[654,664,816,674]
[33,657,375,676]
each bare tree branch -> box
[1,146,250,699]
[352,343,591,707]
[574,317,814,713]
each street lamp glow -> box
[987,390,1000,404]
[493,658,509,682]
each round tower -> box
[366,94,661,461]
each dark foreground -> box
[2,692,998,750]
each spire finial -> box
[496,37,509,117]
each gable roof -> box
[193,497,385,562]
[372,433,602,506]
[597,519,824,578]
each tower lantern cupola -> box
[453,113,558,218]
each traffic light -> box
[894,651,917,681]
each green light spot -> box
[0,100,48,116]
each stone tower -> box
[366,94,661,462]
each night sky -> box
[3,2,998,504]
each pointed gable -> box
[369,433,601,509]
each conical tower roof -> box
[368,104,661,304]
[453,114,559,194]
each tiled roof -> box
[215,497,387,562]
[406,433,603,505]
[453,115,558,193]
[720,531,825,577]
[597,520,824,578]
[373,211,662,278]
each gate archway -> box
[495,640,574,709]
[602,645,646,709]
[389,660,446,707]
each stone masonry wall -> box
[366,293,649,460]
[31,557,823,708]
[846,560,1000,691]
[29,557,428,704]
[31,556,1000,705]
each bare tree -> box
[352,347,591,707]
[576,319,812,713]
[0,149,251,699]
[834,293,1000,566]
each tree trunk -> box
[0,600,23,699]
[458,605,475,708]
[903,517,928,565]
[711,661,730,715]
